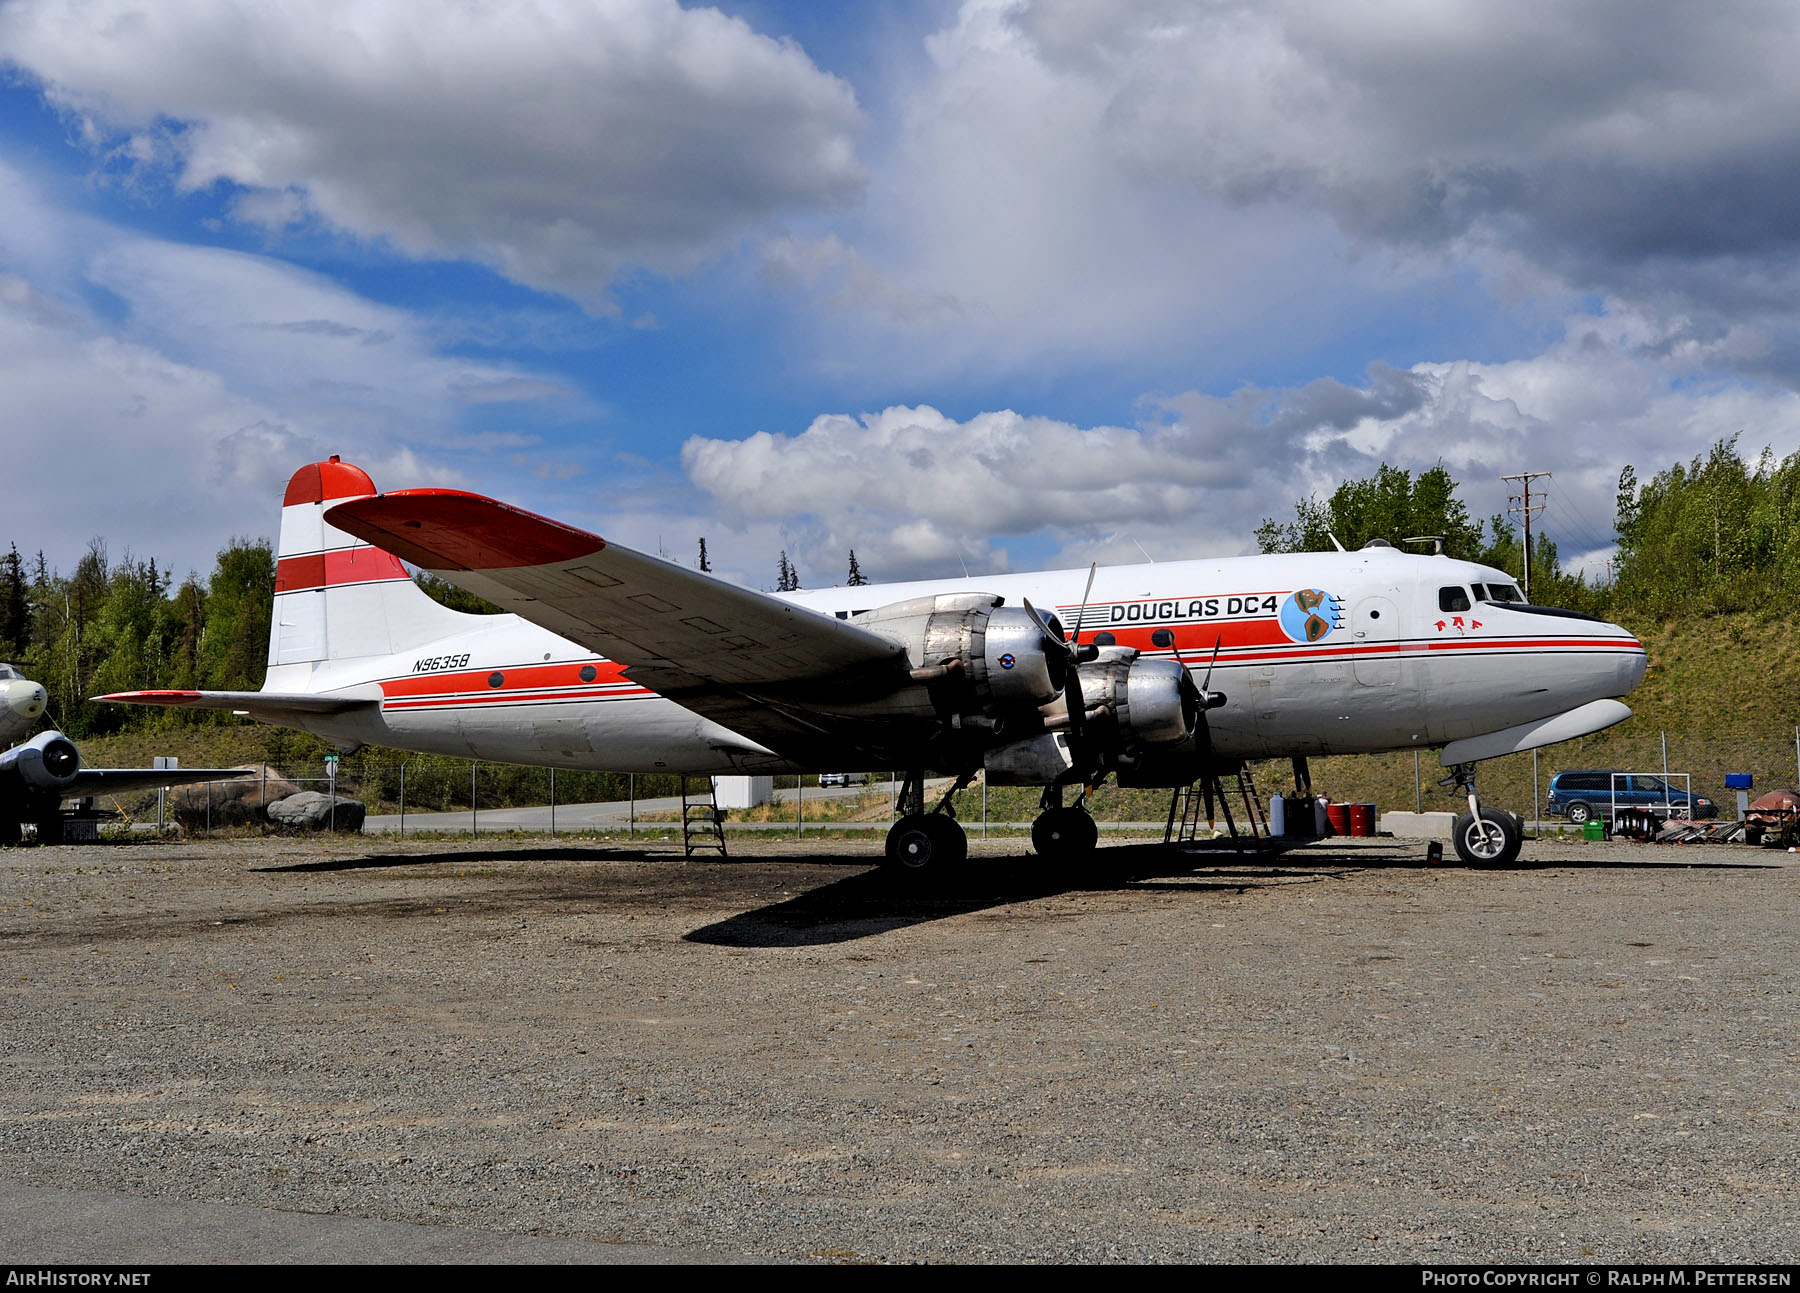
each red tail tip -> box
[284,459,377,507]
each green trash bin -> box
[1582,819,1605,842]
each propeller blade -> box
[1071,562,1098,646]
[1020,596,1067,655]
[1022,595,1089,753]
[1199,634,1226,710]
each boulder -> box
[167,765,303,828]
[266,791,366,832]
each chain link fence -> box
[128,726,1800,840]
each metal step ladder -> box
[681,776,728,859]
[1165,765,1269,846]
[1236,764,1269,837]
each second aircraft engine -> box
[858,592,1068,721]
[1073,651,1201,750]
[0,730,82,791]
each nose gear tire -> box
[1452,809,1523,866]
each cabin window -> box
[1438,586,1472,612]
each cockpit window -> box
[0,664,15,680]
[1470,582,1525,603]
[1438,586,1472,613]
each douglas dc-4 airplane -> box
[2,662,249,843]
[101,458,1646,869]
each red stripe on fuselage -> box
[276,547,412,592]
[382,686,654,711]
[1062,615,1638,660]
[379,659,636,702]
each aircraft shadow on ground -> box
[253,845,667,873]
[684,844,1361,948]
[684,838,1782,947]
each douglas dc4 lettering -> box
[101,458,1646,870]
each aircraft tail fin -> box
[267,457,480,687]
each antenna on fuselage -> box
[1328,533,1347,552]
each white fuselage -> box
[275,548,1645,775]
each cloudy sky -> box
[3,0,1798,590]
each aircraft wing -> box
[325,489,919,762]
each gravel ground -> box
[1,831,1795,1264]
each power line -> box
[1501,470,1552,599]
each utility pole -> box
[1501,470,1551,599]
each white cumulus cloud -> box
[0,0,866,309]
[0,160,578,576]
[680,306,1800,584]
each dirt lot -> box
[1,831,1795,1263]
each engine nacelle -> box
[1075,651,1200,749]
[0,730,82,791]
[860,592,1068,717]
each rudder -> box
[268,457,477,686]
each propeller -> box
[1151,629,1226,715]
[1022,562,1101,764]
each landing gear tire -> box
[1032,806,1098,865]
[1565,802,1593,825]
[1452,808,1522,866]
[884,813,967,875]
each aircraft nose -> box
[1599,618,1647,697]
[5,680,46,721]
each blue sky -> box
[2,0,1798,591]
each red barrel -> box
[1348,803,1376,837]
[1325,802,1351,835]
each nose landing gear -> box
[1443,761,1524,866]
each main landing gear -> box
[882,773,1103,875]
[1443,761,1523,866]
[883,770,969,875]
[1031,784,1098,866]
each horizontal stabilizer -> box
[70,767,255,797]
[96,689,380,716]
[1439,698,1632,766]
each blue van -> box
[1547,770,1716,823]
